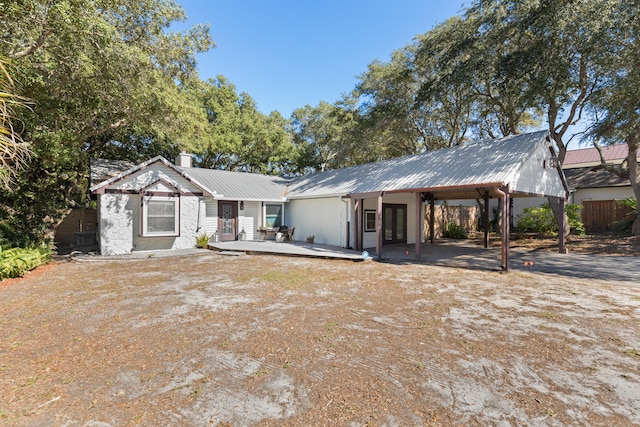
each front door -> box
[218,201,238,241]
[383,204,407,245]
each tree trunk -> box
[549,129,570,239]
[627,131,640,235]
[548,197,570,237]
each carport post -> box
[429,194,435,244]
[483,192,490,249]
[496,186,510,271]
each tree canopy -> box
[0,59,31,189]
[189,77,297,175]
[0,0,213,245]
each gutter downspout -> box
[495,185,510,272]
[376,192,384,259]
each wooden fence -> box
[581,200,634,233]
[54,208,98,249]
[425,204,478,238]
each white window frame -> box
[364,210,376,232]
[141,195,180,237]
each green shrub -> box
[613,197,638,233]
[195,233,210,249]
[516,203,585,235]
[443,222,468,239]
[622,197,638,213]
[0,245,52,280]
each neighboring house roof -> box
[90,158,136,187]
[563,144,631,168]
[564,167,630,190]
[287,131,566,200]
[180,167,288,202]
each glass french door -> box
[383,204,407,245]
[218,201,238,241]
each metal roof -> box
[90,156,213,196]
[92,131,566,201]
[182,167,288,201]
[287,131,554,199]
[563,144,630,167]
[90,158,136,188]
[564,167,630,189]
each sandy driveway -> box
[1,250,639,426]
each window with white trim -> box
[364,210,376,232]
[141,196,180,237]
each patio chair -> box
[284,226,295,242]
[257,226,267,241]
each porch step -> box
[219,250,245,256]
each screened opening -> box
[265,204,283,228]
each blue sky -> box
[176,1,468,117]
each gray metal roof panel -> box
[90,158,136,188]
[287,131,548,198]
[181,167,289,201]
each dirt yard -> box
[1,245,640,426]
[476,232,640,256]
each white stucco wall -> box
[286,197,348,246]
[132,196,201,252]
[98,193,203,255]
[98,193,136,255]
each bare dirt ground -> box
[474,232,640,257]
[1,238,640,426]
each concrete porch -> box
[209,239,640,282]
[208,240,367,261]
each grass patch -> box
[253,368,270,378]
[261,269,312,290]
[318,321,339,341]
[532,311,570,322]
[189,376,210,398]
[624,349,640,359]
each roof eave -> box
[91,156,213,197]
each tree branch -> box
[10,30,50,59]
[591,140,629,180]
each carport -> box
[347,131,569,271]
